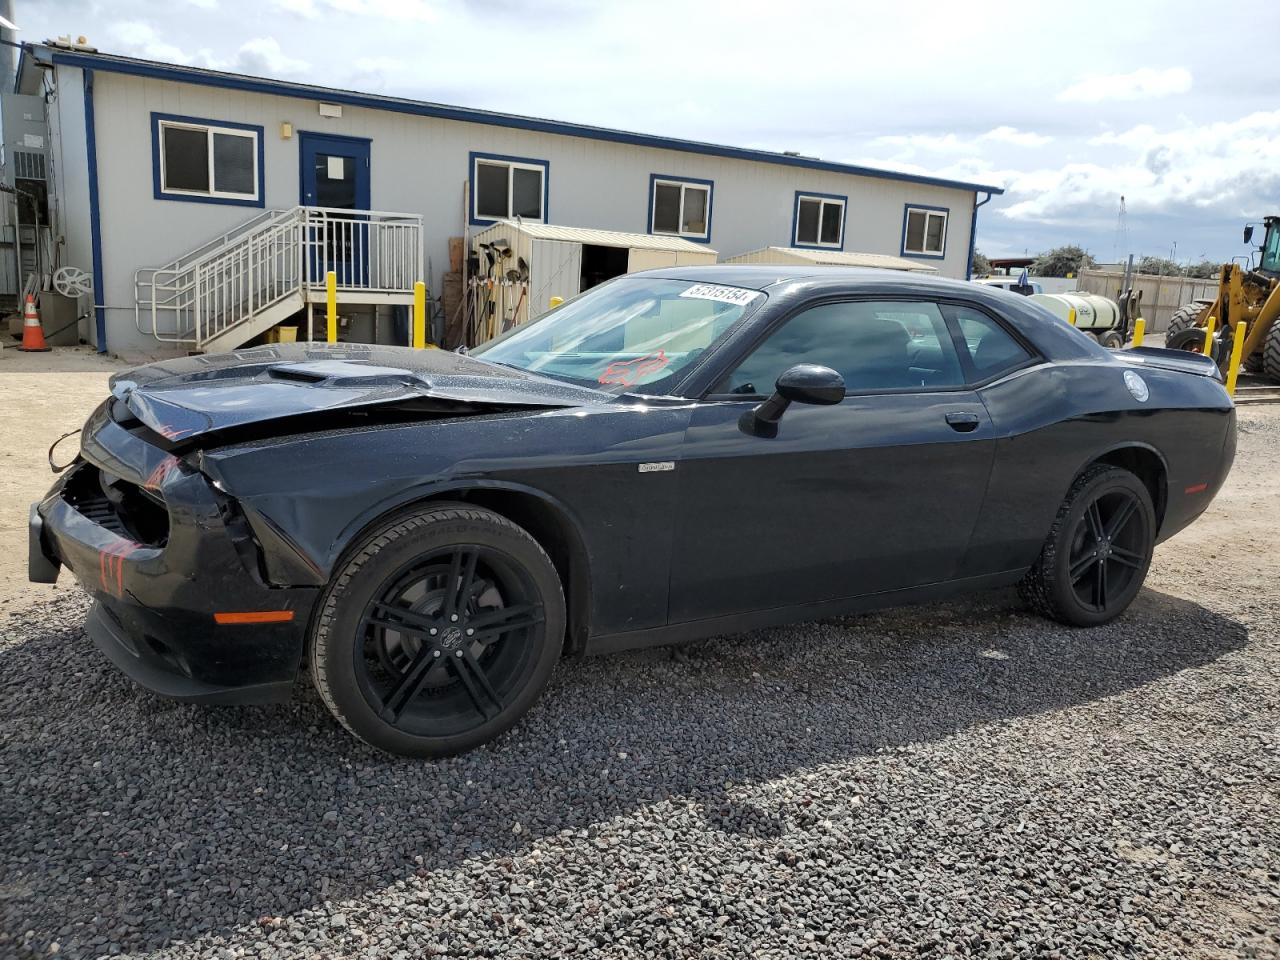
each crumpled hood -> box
[110,342,610,441]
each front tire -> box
[1263,316,1280,382]
[311,504,566,757]
[1018,465,1155,627]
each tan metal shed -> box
[721,246,937,272]
[471,220,717,332]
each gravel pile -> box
[1,409,1277,959]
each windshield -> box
[1261,222,1280,274]
[470,277,765,394]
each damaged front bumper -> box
[29,409,319,704]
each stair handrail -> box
[135,204,424,348]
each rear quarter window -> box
[946,304,1034,381]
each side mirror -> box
[1244,224,1255,245]
[739,363,844,437]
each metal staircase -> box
[135,206,423,353]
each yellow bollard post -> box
[1225,321,1248,397]
[1202,315,1216,356]
[412,281,426,349]
[548,296,564,309]
[326,271,337,344]
[1132,317,1145,347]
[1067,308,1077,327]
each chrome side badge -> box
[1123,370,1149,402]
[638,461,675,473]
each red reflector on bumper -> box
[213,611,295,625]
[1184,483,1208,494]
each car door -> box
[668,297,997,624]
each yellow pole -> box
[548,296,564,309]
[1225,321,1248,397]
[412,281,426,349]
[1202,315,1216,356]
[1067,308,1077,327]
[1132,317,1145,347]
[326,271,337,344]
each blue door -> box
[299,132,371,285]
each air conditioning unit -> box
[2,93,50,223]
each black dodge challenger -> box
[30,267,1235,757]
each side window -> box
[945,305,1034,381]
[715,300,965,396]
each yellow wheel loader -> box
[1166,215,1280,381]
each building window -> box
[471,154,548,223]
[152,114,263,205]
[902,205,948,257]
[794,193,846,248]
[649,175,712,241]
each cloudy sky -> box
[20,0,1280,264]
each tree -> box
[1031,245,1096,278]
[970,249,992,277]
[1186,260,1221,279]
[1137,256,1182,276]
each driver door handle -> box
[945,411,981,433]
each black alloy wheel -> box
[1063,488,1147,614]
[1019,464,1155,626]
[311,505,565,757]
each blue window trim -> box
[40,48,1004,197]
[900,203,950,260]
[468,151,550,227]
[150,111,266,208]
[791,191,848,250]
[83,69,107,352]
[647,174,714,243]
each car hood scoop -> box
[109,342,609,442]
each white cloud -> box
[997,110,1280,222]
[982,126,1052,148]
[233,37,310,76]
[109,22,206,65]
[270,0,438,19]
[871,127,1051,160]
[269,0,317,15]
[1057,67,1192,103]
[109,23,308,76]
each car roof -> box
[629,264,1103,363]
[632,263,986,296]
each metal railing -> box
[135,206,423,348]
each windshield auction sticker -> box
[678,283,760,306]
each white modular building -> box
[12,40,1003,358]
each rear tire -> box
[311,504,566,757]
[1263,318,1280,382]
[1167,301,1207,340]
[1018,465,1155,627]
[1099,329,1125,350]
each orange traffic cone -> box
[17,294,50,352]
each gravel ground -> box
[1,408,1277,959]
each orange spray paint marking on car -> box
[98,541,138,598]
[597,351,669,388]
[143,455,179,492]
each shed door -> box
[529,240,581,321]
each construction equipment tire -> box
[1263,315,1280,382]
